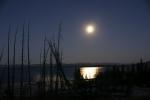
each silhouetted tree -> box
[20,23,25,100]
[27,21,32,98]
[12,26,18,100]
[7,25,11,100]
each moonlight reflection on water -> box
[80,67,101,79]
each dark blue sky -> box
[0,0,150,64]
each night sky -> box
[0,0,150,64]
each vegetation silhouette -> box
[0,23,150,100]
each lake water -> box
[0,65,106,84]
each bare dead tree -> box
[47,41,72,93]
[37,48,42,98]
[27,21,32,97]
[49,50,53,92]
[45,22,72,94]
[7,25,11,100]
[41,36,46,99]
[20,23,25,99]
[12,25,18,100]
[54,21,62,93]
[39,48,43,81]
[57,21,62,52]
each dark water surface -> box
[0,65,76,83]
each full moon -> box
[85,25,95,34]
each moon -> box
[85,25,95,34]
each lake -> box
[0,65,106,84]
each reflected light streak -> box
[80,67,100,79]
